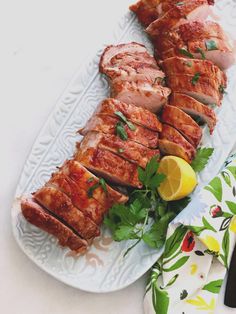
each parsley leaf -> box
[138,156,165,189]
[196,47,206,60]
[115,122,128,141]
[191,72,200,85]
[219,85,227,94]
[191,147,214,172]
[115,111,136,131]
[179,48,194,58]
[87,178,108,198]
[205,39,218,51]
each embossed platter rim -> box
[11,2,236,292]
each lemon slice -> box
[157,156,197,201]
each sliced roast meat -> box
[75,143,141,188]
[81,131,160,168]
[146,0,210,38]
[99,42,152,73]
[34,186,100,240]
[161,57,227,87]
[21,198,88,253]
[166,74,223,106]
[161,105,202,147]
[111,79,171,112]
[159,124,196,163]
[79,115,159,148]
[105,63,165,85]
[95,98,162,132]
[61,160,128,209]
[47,172,106,225]
[129,0,161,27]
[170,93,217,134]
[130,0,213,27]
[154,21,234,69]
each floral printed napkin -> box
[144,153,236,314]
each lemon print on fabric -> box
[190,264,198,275]
[230,216,236,233]
[201,236,220,253]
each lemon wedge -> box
[157,156,197,201]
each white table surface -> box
[1,1,235,313]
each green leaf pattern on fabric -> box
[204,177,222,201]
[203,280,223,294]
[145,157,236,314]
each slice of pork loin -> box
[47,172,106,225]
[34,186,100,240]
[60,160,128,209]
[105,63,165,85]
[21,198,88,253]
[111,79,171,113]
[129,0,161,27]
[81,131,160,169]
[99,42,155,73]
[146,0,210,38]
[130,0,213,27]
[94,98,162,132]
[161,105,202,147]
[154,21,234,69]
[161,57,227,87]
[159,124,196,163]
[75,145,141,188]
[170,93,217,134]
[79,115,159,148]
[166,74,223,106]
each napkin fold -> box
[144,153,236,314]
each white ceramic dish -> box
[11,1,236,292]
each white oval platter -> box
[11,1,236,292]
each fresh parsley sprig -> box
[191,147,214,172]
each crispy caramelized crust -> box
[161,105,202,147]
[159,124,196,163]
[170,93,217,134]
[61,160,128,208]
[161,57,227,87]
[129,0,161,26]
[34,187,100,240]
[21,198,88,253]
[95,98,162,132]
[79,115,159,148]
[75,146,141,188]
[130,0,213,27]
[146,0,210,38]
[166,74,222,106]
[48,172,106,225]
[154,21,234,69]
[111,79,170,113]
[81,131,160,168]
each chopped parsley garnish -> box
[196,47,206,60]
[87,178,108,198]
[191,72,201,85]
[184,61,192,67]
[115,111,136,131]
[87,177,94,183]
[176,1,185,6]
[219,85,227,94]
[179,48,194,58]
[115,121,128,141]
[117,148,124,153]
[205,39,218,51]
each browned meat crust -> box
[21,198,88,253]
